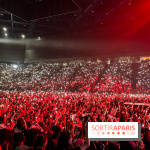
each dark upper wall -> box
[0,36,150,63]
[0,42,25,63]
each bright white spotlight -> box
[13,64,18,69]
[5,33,8,36]
[38,37,41,40]
[22,35,25,38]
[3,27,7,31]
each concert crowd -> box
[0,58,150,150]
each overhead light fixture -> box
[22,34,25,38]
[3,27,7,31]
[38,37,41,40]
[5,33,8,36]
[1,13,3,16]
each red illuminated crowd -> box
[0,58,150,150]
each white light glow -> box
[3,27,7,31]
[13,64,18,69]
[22,35,25,38]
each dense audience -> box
[0,59,134,93]
[95,61,132,94]
[0,57,150,150]
[136,60,150,93]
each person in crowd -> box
[32,134,46,150]
[0,116,7,129]
[0,115,13,150]
[13,132,29,150]
[73,127,85,147]
[46,125,61,150]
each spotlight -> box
[12,64,18,69]
[38,37,41,40]
[5,33,8,36]
[3,27,7,31]
[22,34,25,38]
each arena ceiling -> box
[0,0,150,62]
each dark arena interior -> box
[0,0,150,150]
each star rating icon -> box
[97,132,100,135]
[107,132,110,135]
[102,132,105,135]
[122,132,125,135]
[117,132,120,135]
[112,132,115,135]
